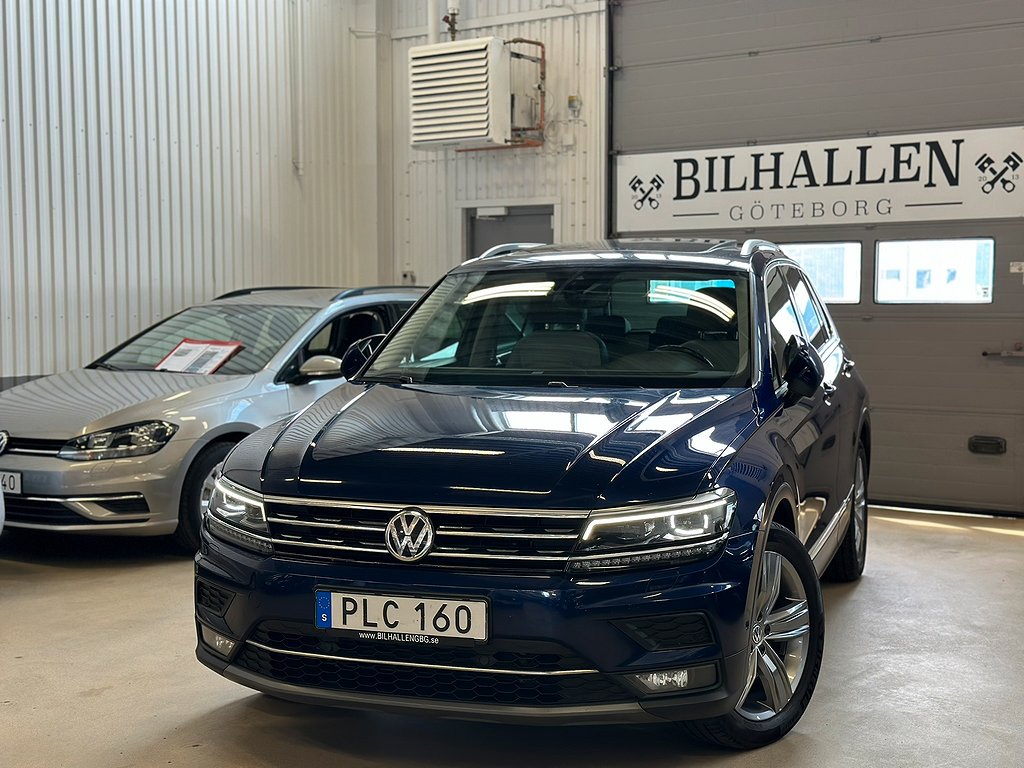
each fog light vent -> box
[616,613,713,651]
[196,580,235,616]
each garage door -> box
[783,221,1024,515]
[609,1,1024,514]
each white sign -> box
[615,127,1023,233]
[156,339,243,374]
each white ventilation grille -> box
[409,37,510,149]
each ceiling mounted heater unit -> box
[409,37,511,149]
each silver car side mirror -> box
[298,354,344,380]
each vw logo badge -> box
[384,508,434,562]
[0,430,9,456]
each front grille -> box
[96,496,150,515]
[235,632,631,707]
[4,497,96,525]
[264,497,586,572]
[616,613,714,651]
[251,621,592,673]
[196,580,235,616]
[3,495,149,525]
[4,437,65,455]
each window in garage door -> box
[875,238,994,304]
[780,243,862,304]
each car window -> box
[336,308,388,354]
[99,305,316,375]
[306,324,333,355]
[785,268,830,349]
[766,268,800,387]
[363,267,751,388]
[281,306,390,381]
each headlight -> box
[58,421,179,461]
[567,488,736,572]
[205,477,273,555]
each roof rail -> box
[740,238,781,256]
[331,285,426,301]
[215,285,339,300]
[468,242,547,263]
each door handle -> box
[822,383,837,404]
[841,359,856,376]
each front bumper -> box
[0,439,196,534]
[194,528,757,725]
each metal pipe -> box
[290,0,305,176]
[427,0,441,44]
[446,0,460,40]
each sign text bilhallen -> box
[615,127,1023,233]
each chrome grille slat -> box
[267,517,386,533]
[435,529,577,540]
[264,494,590,518]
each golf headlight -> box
[59,421,178,461]
[568,488,736,571]
[206,477,272,555]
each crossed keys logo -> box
[629,174,665,210]
[975,152,1021,194]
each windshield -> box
[97,304,316,375]
[364,266,751,388]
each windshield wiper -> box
[90,362,123,372]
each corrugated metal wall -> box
[389,0,607,283]
[1,0,383,378]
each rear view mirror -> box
[782,335,824,405]
[341,333,387,380]
[298,354,344,381]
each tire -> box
[682,524,825,750]
[172,441,234,553]
[823,444,869,583]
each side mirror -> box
[340,333,387,380]
[782,335,824,406]
[297,354,344,381]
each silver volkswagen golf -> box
[0,286,423,549]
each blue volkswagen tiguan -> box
[195,239,870,749]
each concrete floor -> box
[1,508,1022,768]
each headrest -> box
[586,314,631,337]
[530,308,585,331]
[505,330,608,369]
[654,316,699,342]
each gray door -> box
[778,220,1024,515]
[467,205,554,260]
[834,222,1023,514]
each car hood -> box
[0,369,255,439]
[247,383,758,509]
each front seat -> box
[339,311,386,354]
[505,330,607,370]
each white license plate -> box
[0,470,20,496]
[315,590,488,642]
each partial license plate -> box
[0,470,21,496]
[315,590,488,642]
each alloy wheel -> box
[852,457,867,565]
[736,549,812,721]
